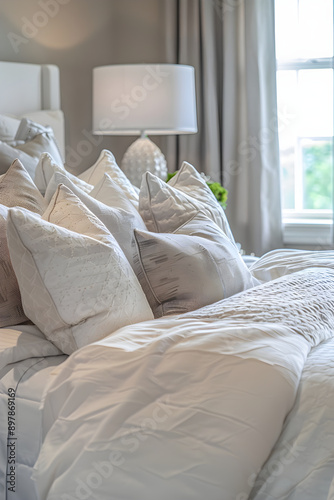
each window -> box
[275,0,334,245]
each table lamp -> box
[92,64,197,187]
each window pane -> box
[275,0,299,60]
[302,138,333,209]
[275,0,333,60]
[299,0,333,59]
[298,69,333,137]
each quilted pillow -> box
[34,152,93,195]
[133,212,258,317]
[139,164,235,243]
[7,191,153,355]
[45,174,146,269]
[0,132,63,180]
[0,159,46,328]
[78,149,139,208]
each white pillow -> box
[0,159,46,328]
[7,196,153,355]
[0,132,63,179]
[90,173,140,217]
[139,162,235,243]
[0,114,20,142]
[133,212,258,317]
[45,173,146,269]
[35,152,93,196]
[79,149,139,208]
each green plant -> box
[166,171,228,209]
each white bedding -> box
[0,325,66,500]
[29,268,334,500]
[249,336,334,500]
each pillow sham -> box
[7,198,153,355]
[78,149,139,208]
[34,152,93,196]
[45,174,146,269]
[0,159,47,328]
[133,212,258,318]
[139,163,235,243]
[0,132,63,179]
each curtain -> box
[163,0,283,256]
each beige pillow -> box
[0,159,46,328]
[79,149,139,208]
[90,173,140,217]
[133,212,258,317]
[7,189,153,354]
[139,162,235,243]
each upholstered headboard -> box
[0,61,65,157]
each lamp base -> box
[121,136,167,188]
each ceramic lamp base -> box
[121,136,167,188]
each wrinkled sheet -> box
[249,336,334,500]
[32,268,334,500]
[0,325,65,500]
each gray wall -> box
[0,0,174,173]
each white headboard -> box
[0,61,65,157]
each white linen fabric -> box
[133,212,258,317]
[139,170,235,241]
[6,201,153,354]
[34,152,93,196]
[0,324,65,500]
[44,172,146,269]
[249,336,334,500]
[78,149,139,208]
[250,248,334,282]
[32,267,334,500]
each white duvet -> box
[30,267,334,500]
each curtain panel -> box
[163,0,283,256]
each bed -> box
[0,62,334,500]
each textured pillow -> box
[78,149,139,208]
[133,212,258,317]
[35,152,93,196]
[45,173,146,269]
[0,132,63,179]
[0,159,46,328]
[7,196,153,354]
[139,163,235,242]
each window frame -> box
[276,57,334,246]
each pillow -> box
[0,114,20,142]
[7,200,153,354]
[90,173,140,217]
[133,212,258,317]
[45,173,146,269]
[35,152,93,196]
[0,132,63,180]
[15,117,53,142]
[19,110,65,159]
[0,159,47,328]
[78,149,139,208]
[139,163,235,243]
[0,158,46,212]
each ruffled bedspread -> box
[32,268,334,500]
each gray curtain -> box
[163,0,283,256]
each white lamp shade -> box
[93,64,197,135]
